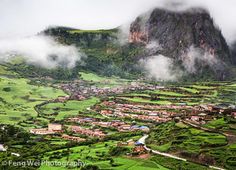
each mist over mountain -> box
[128,8,233,80]
[41,7,235,81]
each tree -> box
[109,158,114,165]
[81,164,100,170]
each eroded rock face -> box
[230,42,236,65]
[129,17,148,44]
[130,8,231,61]
[129,8,233,80]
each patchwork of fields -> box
[0,65,236,170]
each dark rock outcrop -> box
[230,42,236,65]
[129,8,233,80]
[129,8,231,61]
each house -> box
[30,128,55,135]
[207,105,221,113]
[132,143,146,155]
[30,123,63,135]
[62,134,85,142]
[231,112,236,119]
[117,139,135,147]
[198,113,207,117]
[48,123,62,131]
[93,121,111,128]
[139,126,150,132]
[118,124,131,131]
[127,139,135,146]
[0,144,6,151]
[100,110,113,116]
[56,96,70,102]
[191,116,201,122]
[71,126,105,138]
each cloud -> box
[145,41,163,54]
[0,0,163,39]
[140,45,222,81]
[170,0,236,43]
[0,35,83,68]
[180,46,219,74]
[0,0,236,43]
[140,55,179,81]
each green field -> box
[68,29,116,35]
[179,87,200,94]
[0,77,65,124]
[40,97,100,120]
[150,90,186,97]
[117,97,172,105]
[79,72,129,87]
[39,140,168,170]
[146,121,236,168]
[0,65,18,76]
[1,67,236,170]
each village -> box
[28,93,236,157]
[53,80,164,102]
[0,76,234,170]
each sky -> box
[0,0,236,42]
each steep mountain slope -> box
[230,42,236,65]
[130,8,230,60]
[129,8,233,80]
[30,8,235,81]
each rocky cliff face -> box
[129,8,230,60]
[230,42,236,65]
[129,8,233,80]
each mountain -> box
[129,8,234,80]
[130,8,230,59]
[36,8,235,81]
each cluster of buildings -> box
[99,101,236,125]
[60,82,125,99]
[132,142,147,155]
[117,139,135,147]
[30,123,63,135]
[185,104,236,125]
[58,81,163,101]
[93,121,149,132]
[99,101,182,123]
[61,134,85,142]
[67,116,149,132]
[67,117,96,123]
[71,125,106,138]
[101,101,192,110]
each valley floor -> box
[0,65,236,170]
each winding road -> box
[138,135,186,161]
[138,135,225,170]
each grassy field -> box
[1,66,236,170]
[203,118,227,129]
[146,121,236,169]
[0,76,65,125]
[150,90,187,97]
[40,97,100,120]
[179,87,200,94]
[0,65,18,76]
[68,29,116,35]
[79,72,129,87]
[116,81,236,106]
[117,97,172,105]
[39,140,168,170]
